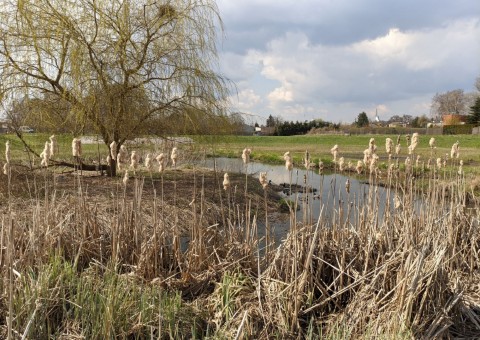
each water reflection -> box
[205,157,393,241]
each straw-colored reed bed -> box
[0,136,479,339]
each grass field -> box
[194,133,480,175]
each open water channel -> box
[205,157,394,243]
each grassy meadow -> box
[0,132,479,338]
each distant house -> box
[388,121,407,128]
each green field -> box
[194,134,480,174]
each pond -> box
[205,157,395,243]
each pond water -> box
[205,157,394,243]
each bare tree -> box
[430,89,467,119]
[0,0,229,175]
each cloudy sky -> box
[215,0,480,124]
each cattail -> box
[369,138,377,153]
[284,152,293,171]
[347,161,353,170]
[130,150,139,171]
[156,153,165,173]
[331,145,339,163]
[318,160,324,175]
[395,143,401,155]
[345,179,350,194]
[415,155,421,168]
[429,137,436,149]
[123,170,129,185]
[40,141,51,167]
[110,141,117,160]
[145,153,153,172]
[436,157,442,169]
[223,173,230,190]
[171,147,178,167]
[5,140,10,164]
[72,138,82,157]
[458,160,463,175]
[117,145,128,171]
[450,141,460,159]
[242,148,251,164]
[388,163,395,176]
[356,160,363,174]
[427,158,432,169]
[3,140,10,175]
[304,150,310,169]
[408,133,419,155]
[385,138,393,155]
[363,148,372,165]
[458,160,464,175]
[338,157,345,171]
[405,156,412,172]
[259,172,268,189]
[49,135,57,157]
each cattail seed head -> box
[395,143,401,155]
[223,173,230,190]
[385,138,393,155]
[130,151,139,170]
[242,148,251,164]
[110,141,117,160]
[3,163,8,175]
[117,145,128,170]
[123,170,129,185]
[345,179,350,194]
[331,145,339,163]
[436,157,442,169]
[72,138,82,157]
[40,141,51,167]
[5,141,10,164]
[49,135,57,158]
[259,172,268,189]
[356,160,363,174]
[363,148,372,165]
[339,157,345,171]
[429,137,436,149]
[145,153,153,172]
[369,138,377,153]
[450,141,459,159]
[171,147,178,167]
[156,153,165,173]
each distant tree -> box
[355,112,369,127]
[430,90,467,119]
[467,97,480,126]
[254,122,259,128]
[266,115,276,127]
[410,115,429,128]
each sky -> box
[215,0,480,125]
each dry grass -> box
[0,139,479,339]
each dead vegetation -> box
[0,137,479,339]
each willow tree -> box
[0,0,229,175]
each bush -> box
[442,124,474,135]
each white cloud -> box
[220,0,480,122]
